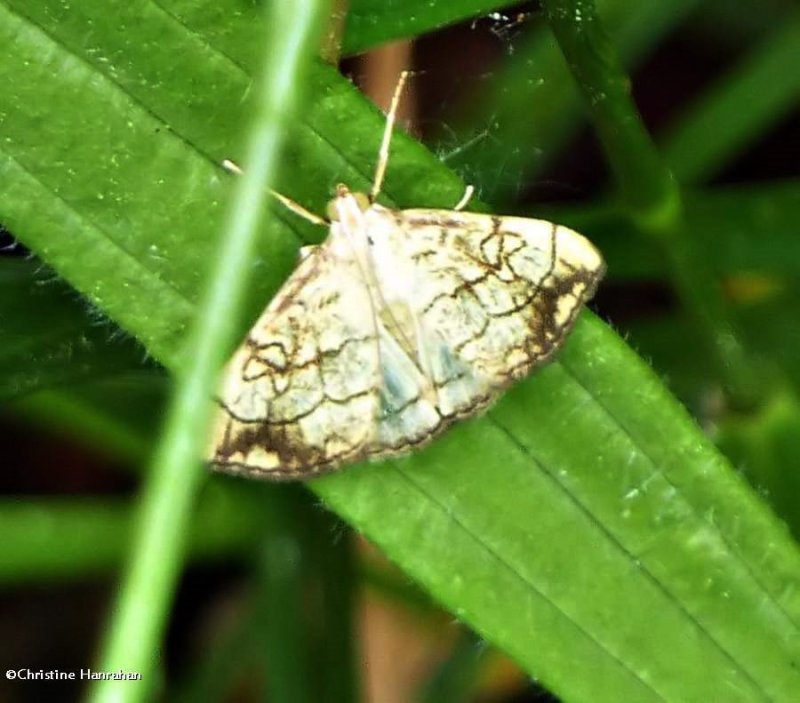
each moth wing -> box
[383,208,605,389]
[210,242,381,480]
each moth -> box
[209,72,605,481]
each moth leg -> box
[269,191,328,226]
[221,158,328,227]
[453,185,475,211]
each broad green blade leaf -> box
[2,2,799,701]
[320,315,800,702]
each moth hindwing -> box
[209,73,604,480]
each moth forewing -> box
[367,207,605,388]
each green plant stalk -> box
[88,1,327,700]
[542,0,680,231]
[663,13,800,185]
[541,0,761,405]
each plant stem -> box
[542,0,762,406]
[87,1,327,700]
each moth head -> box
[326,185,371,221]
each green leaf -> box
[3,2,800,702]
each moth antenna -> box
[370,70,410,203]
[221,159,327,226]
